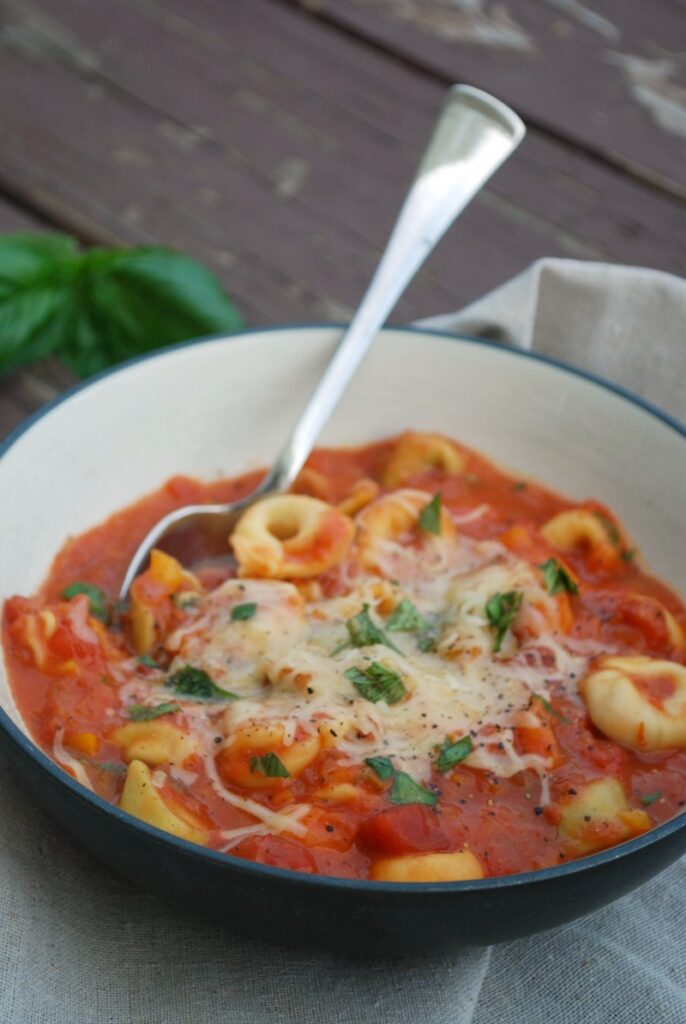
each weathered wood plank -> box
[0,0,684,302]
[290,0,686,200]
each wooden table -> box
[0,0,684,439]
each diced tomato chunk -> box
[357,804,450,856]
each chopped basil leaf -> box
[365,756,395,781]
[137,654,161,670]
[640,791,662,806]
[513,481,527,492]
[539,558,579,597]
[166,665,238,700]
[231,602,257,622]
[531,693,571,725]
[436,735,473,773]
[485,591,523,653]
[594,511,620,546]
[249,752,290,778]
[622,548,636,563]
[335,603,402,656]
[417,631,438,653]
[386,598,429,633]
[128,702,181,721]
[344,663,407,704]
[390,771,437,806]
[87,760,127,775]
[418,493,442,535]
[61,581,109,622]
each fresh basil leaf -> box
[365,756,395,781]
[137,654,161,670]
[513,481,527,492]
[539,558,579,597]
[593,511,620,546]
[622,548,636,563]
[386,598,429,633]
[418,494,442,535]
[231,602,257,622]
[485,591,523,653]
[640,791,662,806]
[390,772,437,806]
[166,665,238,700]
[417,631,438,653]
[345,663,407,704]
[128,702,181,721]
[436,735,473,773]
[336,604,402,656]
[61,581,109,622]
[530,693,570,725]
[249,753,290,778]
[0,234,243,378]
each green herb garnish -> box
[594,511,620,546]
[622,548,636,563]
[386,598,430,633]
[61,581,109,622]
[128,702,181,721]
[513,481,528,492]
[417,631,438,653]
[333,604,402,656]
[531,693,571,725]
[436,735,473,773]
[390,772,437,806]
[539,558,579,596]
[418,493,442,535]
[485,591,523,653]
[0,234,243,377]
[231,602,257,622]
[640,791,662,806]
[249,753,290,778]
[345,663,407,704]
[365,756,395,781]
[137,654,161,670]
[166,665,238,700]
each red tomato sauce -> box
[3,436,686,880]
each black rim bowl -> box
[1,324,685,957]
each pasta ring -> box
[382,432,466,487]
[541,509,619,569]
[356,489,456,573]
[370,850,484,882]
[581,655,686,751]
[230,495,355,579]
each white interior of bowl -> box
[1,326,684,728]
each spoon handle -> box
[261,85,525,494]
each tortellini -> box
[370,850,484,882]
[217,722,321,790]
[541,509,619,569]
[119,759,208,843]
[111,720,198,766]
[356,488,456,575]
[558,778,650,854]
[581,656,686,751]
[230,495,354,579]
[382,432,465,487]
[130,549,201,654]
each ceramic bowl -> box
[1,325,684,956]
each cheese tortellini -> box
[382,432,465,487]
[231,495,354,579]
[541,508,620,569]
[111,720,198,766]
[120,759,208,843]
[370,850,484,882]
[558,778,650,854]
[581,656,686,751]
[356,488,456,575]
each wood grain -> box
[290,0,686,200]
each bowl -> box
[1,324,685,957]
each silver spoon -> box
[119,85,525,600]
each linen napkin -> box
[1,258,684,1023]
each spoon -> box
[119,85,525,600]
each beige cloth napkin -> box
[2,258,685,1022]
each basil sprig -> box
[333,604,402,656]
[61,581,109,622]
[436,735,473,773]
[418,494,442,535]
[386,599,429,633]
[365,756,437,806]
[231,602,257,622]
[249,753,290,778]
[0,233,242,377]
[345,663,407,704]
[166,665,238,700]
[539,559,579,596]
[485,591,523,653]
[128,702,180,722]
